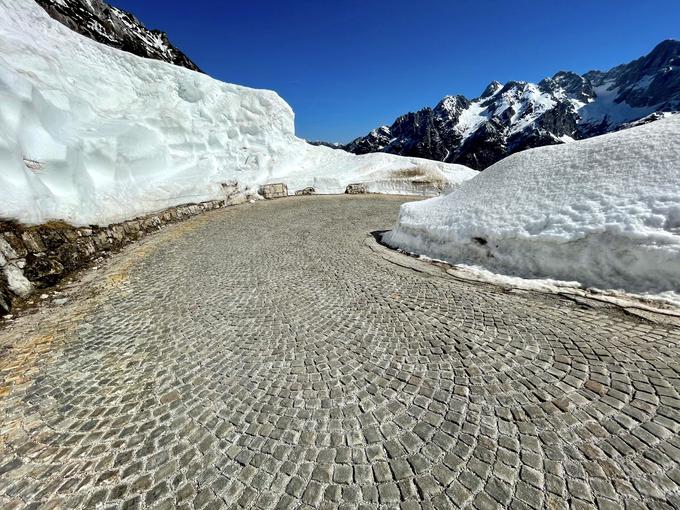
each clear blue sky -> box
[110,0,679,143]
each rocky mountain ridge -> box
[345,40,680,169]
[34,0,201,71]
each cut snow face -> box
[384,116,680,297]
[0,0,475,226]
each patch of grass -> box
[32,220,76,232]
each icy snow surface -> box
[0,0,475,225]
[384,116,680,296]
[579,82,658,127]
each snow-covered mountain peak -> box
[539,71,594,102]
[480,80,502,99]
[433,96,471,125]
[346,40,680,169]
[435,95,468,112]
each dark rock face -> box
[345,40,680,169]
[0,273,10,314]
[455,120,506,170]
[539,72,594,102]
[23,255,65,287]
[343,126,392,155]
[595,40,680,108]
[35,0,201,72]
[480,81,503,99]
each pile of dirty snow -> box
[0,0,475,226]
[384,116,680,296]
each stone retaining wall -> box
[345,183,368,194]
[259,183,288,199]
[0,198,240,316]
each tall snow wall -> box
[0,0,475,226]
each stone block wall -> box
[345,183,368,194]
[0,199,236,316]
[294,187,315,196]
[259,183,288,199]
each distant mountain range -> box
[344,40,680,169]
[35,0,201,72]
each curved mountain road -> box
[1,195,679,509]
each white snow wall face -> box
[384,116,680,296]
[0,0,476,226]
[0,0,295,225]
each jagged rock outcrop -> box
[345,40,680,169]
[34,0,201,71]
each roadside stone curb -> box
[0,197,250,316]
[366,231,680,326]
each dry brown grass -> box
[391,166,446,189]
[36,220,75,231]
[0,219,76,234]
[391,167,428,178]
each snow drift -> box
[384,116,680,295]
[0,0,475,226]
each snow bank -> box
[384,116,680,295]
[272,145,473,196]
[0,0,475,226]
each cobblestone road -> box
[1,195,680,510]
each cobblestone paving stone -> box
[1,195,680,509]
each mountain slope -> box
[34,0,202,71]
[346,41,680,169]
